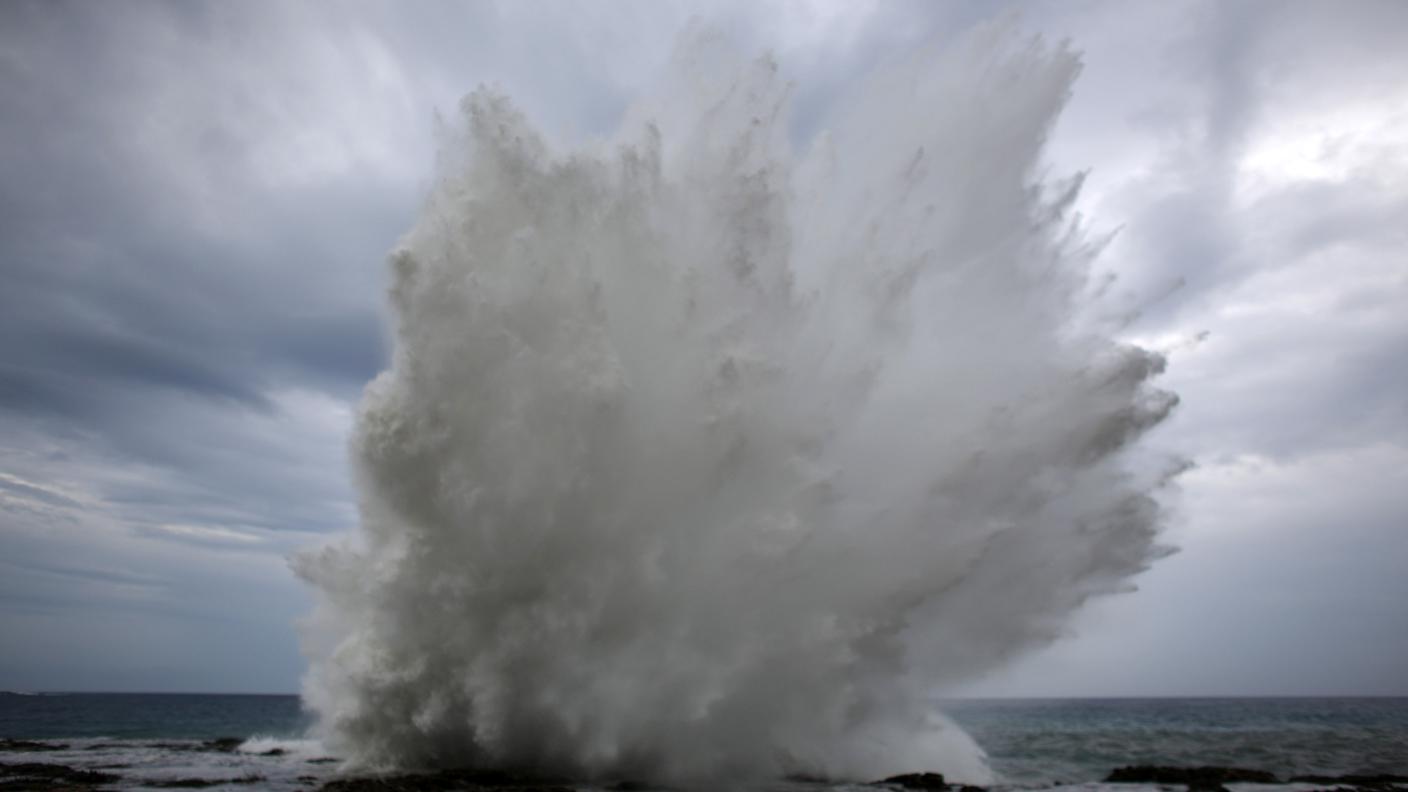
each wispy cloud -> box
[0,0,1404,695]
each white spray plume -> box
[297,22,1179,786]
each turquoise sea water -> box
[0,692,308,741]
[2,693,1405,790]
[945,697,1408,782]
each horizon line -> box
[6,690,1407,700]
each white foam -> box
[237,736,326,759]
[298,20,1178,785]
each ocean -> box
[2,694,1405,790]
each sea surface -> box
[2,693,1405,791]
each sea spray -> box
[297,22,1180,784]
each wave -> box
[298,20,1179,785]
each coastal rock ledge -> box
[1105,766,1408,792]
[871,772,985,792]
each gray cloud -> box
[1,0,1405,695]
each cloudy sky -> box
[1,0,1405,696]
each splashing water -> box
[297,22,1179,786]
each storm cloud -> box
[0,0,1404,695]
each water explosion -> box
[298,23,1179,785]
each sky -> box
[0,0,1405,696]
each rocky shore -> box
[3,737,1407,792]
[1102,767,1408,792]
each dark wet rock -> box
[145,775,265,788]
[1289,776,1408,790]
[0,740,68,753]
[199,737,245,753]
[317,768,574,792]
[874,772,952,789]
[260,748,288,757]
[1105,766,1278,787]
[309,758,341,765]
[0,760,121,788]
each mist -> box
[297,23,1178,784]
